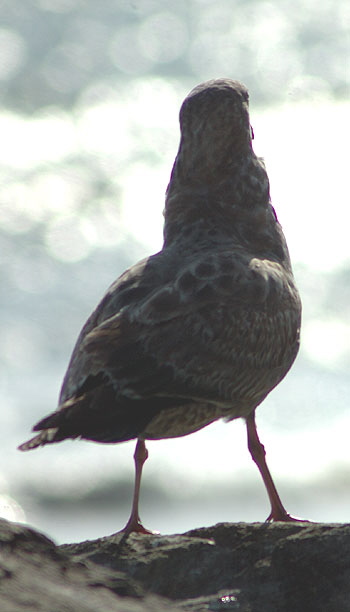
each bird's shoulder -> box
[122,247,298,325]
[76,244,298,337]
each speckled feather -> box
[19,79,301,451]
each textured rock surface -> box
[1,518,350,611]
[0,519,177,611]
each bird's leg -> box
[121,438,156,535]
[246,411,307,522]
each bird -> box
[19,78,303,533]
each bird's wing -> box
[21,249,300,447]
[78,249,299,404]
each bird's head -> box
[176,79,253,183]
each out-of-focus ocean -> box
[1,0,349,543]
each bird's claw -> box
[266,510,311,523]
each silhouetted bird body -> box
[19,79,302,531]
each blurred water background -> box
[1,0,349,544]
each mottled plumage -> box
[19,79,303,530]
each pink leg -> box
[121,439,156,534]
[246,411,308,522]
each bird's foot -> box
[265,509,311,523]
[120,516,159,536]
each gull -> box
[19,78,303,533]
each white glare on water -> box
[1,95,348,269]
[252,101,350,272]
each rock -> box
[1,518,350,611]
[0,519,177,611]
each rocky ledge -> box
[1,518,349,611]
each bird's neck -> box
[163,153,292,268]
[173,132,253,184]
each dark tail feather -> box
[18,427,60,451]
[17,396,85,451]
